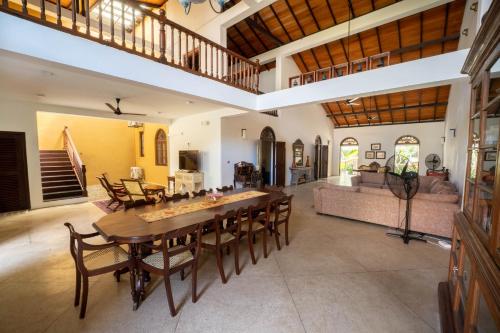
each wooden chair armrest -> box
[81,242,121,251]
[80,231,101,239]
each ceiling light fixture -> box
[179,0,226,15]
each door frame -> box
[0,131,31,211]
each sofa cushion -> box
[414,192,459,203]
[359,186,394,197]
[360,172,385,185]
[361,183,384,189]
[322,185,360,192]
[430,181,457,194]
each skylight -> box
[91,0,143,31]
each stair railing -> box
[63,127,87,196]
[0,0,260,93]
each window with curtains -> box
[155,129,167,166]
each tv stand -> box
[175,170,204,193]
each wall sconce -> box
[241,128,247,140]
[449,128,456,137]
[470,2,478,12]
[462,28,469,36]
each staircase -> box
[40,150,84,201]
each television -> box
[179,150,199,171]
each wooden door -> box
[320,145,329,178]
[0,131,30,212]
[275,141,286,186]
[314,145,320,180]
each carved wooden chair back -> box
[139,224,202,316]
[271,194,294,250]
[64,222,131,318]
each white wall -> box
[168,110,224,190]
[332,122,445,176]
[220,104,334,186]
[443,81,471,195]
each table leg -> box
[129,244,141,311]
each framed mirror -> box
[293,139,304,167]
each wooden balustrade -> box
[63,127,87,196]
[0,0,260,93]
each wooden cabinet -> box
[174,171,204,193]
[439,3,500,332]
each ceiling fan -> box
[105,98,146,116]
[345,97,360,106]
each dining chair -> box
[121,179,156,208]
[270,195,294,250]
[97,176,129,211]
[191,188,212,198]
[64,222,132,319]
[240,202,271,264]
[201,209,242,284]
[139,224,202,317]
[215,185,234,192]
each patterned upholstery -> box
[83,246,129,270]
[241,221,265,232]
[202,232,235,245]
[142,246,194,269]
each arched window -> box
[394,135,419,173]
[155,129,167,166]
[340,137,359,175]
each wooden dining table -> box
[93,187,286,310]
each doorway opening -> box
[259,126,276,185]
[339,137,359,176]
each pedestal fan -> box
[385,155,426,244]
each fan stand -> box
[386,181,427,244]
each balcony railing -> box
[1,0,260,93]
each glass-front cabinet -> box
[439,3,499,333]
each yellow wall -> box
[134,123,169,185]
[37,112,136,186]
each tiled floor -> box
[0,181,449,333]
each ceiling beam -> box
[335,119,445,128]
[326,101,448,116]
[244,17,283,46]
[251,0,453,64]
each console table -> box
[175,171,204,193]
[290,166,313,185]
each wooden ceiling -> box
[227,0,465,127]
[326,85,451,127]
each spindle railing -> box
[0,0,260,93]
[63,127,87,196]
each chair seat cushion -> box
[241,221,265,232]
[83,246,129,270]
[202,232,235,245]
[142,247,194,269]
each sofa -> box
[313,172,460,238]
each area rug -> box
[93,200,124,214]
[139,190,267,223]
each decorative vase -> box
[305,155,310,167]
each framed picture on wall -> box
[289,76,301,88]
[376,151,386,159]
[484,151,497,161]
[371,143,381,150]
[365,151,375,159]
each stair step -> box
[40,156,70,162]
[43,190,84,201]
[40,150,66,153]
[41,170,75,177]
[42,174,78,182]
[42,184,82,194]
[40,152,68,158]
[42,179,80,187]
[41,165,73,172]
[40,161,72,167]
